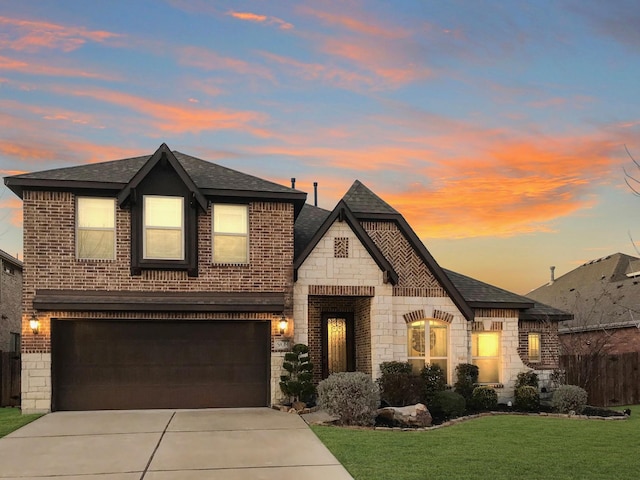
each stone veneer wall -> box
[0,259,22,352]
[20,190,295,413]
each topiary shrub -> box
[317,372,380,426]
[552,385,588,414]
[279,344,315,404]
[515,370,539,389]
[420,363,447,405]
[471,386,498,411]
[377,361,422,406]
[514,385,540,412]
[429,390,466,423]
[454,363,479,403]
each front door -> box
[321,313,355,378]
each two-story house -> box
[5,144,570,413]
[0,249,22,355]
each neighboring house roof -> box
[0,249,22,270]
[4,144,307,216]
[445,269,571,321]
[527,252,640,331]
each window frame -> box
[407,318,449,380]
[472,331,501,384]
[211,203,249,264]
[528,332,541,363]
[76,196,116,260]
[142,195,185,261]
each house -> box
[527,253,640,355]
[0,249,22,354]
[4,144,569,414]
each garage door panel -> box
[52,320,270,411]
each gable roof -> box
[342,180,399,216]
[293,199,399,285]
[527,252,640,330]
[0,249,22,270]
[4,144,307,215]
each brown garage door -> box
[51,320,270,411]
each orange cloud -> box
[178,46,275,81]
[297,6,407,39]
[0,15,121,52]
[0,55,117,79]
[0,198,23,227]
[227,11,293,30]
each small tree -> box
[279,344,315,404]
[454,363,479,404]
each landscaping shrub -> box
[377,361,422,406]
[471,386,498,411]
[514,385,540,412]
[551,385,588,414]
[420,363,446,405]
[279,343,315,404]
[515,370,539,389]
[454,363,478,403]
[317,372,380,426]
[429,390,466,422]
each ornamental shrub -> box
[317,372,380,426]
[377,361,422,406]
[429,390,466,422]
[279,343,315,403]
[471,386,498,411]
[515,370,539,389]
[454,363,479,403]
[552,385,588,414]
[514,385,540,412]
[420,363,447,405]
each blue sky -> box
[1,0,639,294]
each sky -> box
[1,0,640,295]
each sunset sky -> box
[1,0,640,294]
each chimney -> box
[549,266,556,284]
[291,177,296,189]
[313,182,318,206]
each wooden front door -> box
[321,313,355,378]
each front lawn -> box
[312,405,640,480]
[0,408,42,438]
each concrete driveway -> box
[0,408,353,479]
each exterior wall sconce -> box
[29,314,40,335]
[278,315,288,335]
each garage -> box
[51,320,270,411]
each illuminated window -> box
[528,332,541,363]
[143,196,184,260]
[407,319,449,378]
[212,204,248,263]
[77,197,116,260]
[472,331,501,383]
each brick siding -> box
[518,320,559,369]
[0,260,22,351]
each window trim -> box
[472,331,501,384]
[76,196,116,260]
[142,195,185,261]
[528,332,541,363]
[211,203,249,264]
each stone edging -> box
[272,404,322,415]
[373,410,629,432]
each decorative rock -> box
[376,403,432,428]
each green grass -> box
[312,405,640,480]
[0,408,42,438]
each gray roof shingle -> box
[342,180,399,215]
[294,204,331,258]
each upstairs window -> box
[143,195,184,260]
[77,197,116,260]
[528,332,541,363]
[212,204,248,263]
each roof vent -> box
[549,266,556,285]
[313,182,318,206]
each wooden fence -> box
[0,351,21,407]
[560,352,640,407]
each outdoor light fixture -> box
[278,315,288,335]
[29,314,40,335]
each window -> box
[143,196,184,260]
[528,332,541,363]
[10,332,20,353]
[472,331,501,383]
[77,197,116,260]
[407,319,449,378]
[212,204,248,263]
